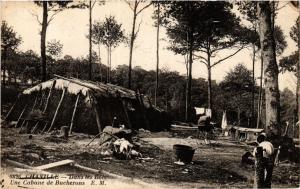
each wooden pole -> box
[19,121,28,134]
[254,146,264,188]
[136,92,150,130]
[69,93,80,134]
[88,91,102,134]
[38,90,46,109]
[15,105,27,128]
[4,97,19,120]
[43,80,56,113]
[40,122,48,134]
[31,121,39,134]
[47,88,66,132]
[31,95,38,112]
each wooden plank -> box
[171,124,198,130]
[69,93,80,134]
[47,87,66,132]
[35,159,74,170]
[43,80,56,113]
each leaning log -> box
[88,91,102,134]
[4,96,19,121]
[15,105,27,128]
[47,87,66,132]
[6,159,33,169]
[31,121,39,134]
[73,163,100,174]
[43,80,56,113]
[69,93,80,134]
[31,95,38,112]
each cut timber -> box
[43,80,56,113]
[15,105,27,128]
[6,159,33,169]
[4,97,19,120]
[69,93,80,134]
[35,159,74,170]
[47,87,66,132]
[73,163,100,174]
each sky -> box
[1,1,299,92]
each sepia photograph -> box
[1,0,299,188]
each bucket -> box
[173,144,195,164]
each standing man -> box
[198,113,213,144]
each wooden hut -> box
[5,75,170,135]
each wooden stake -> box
[15,105,27,128]
[43,80,56,113]
[69,93,80,134]
[4,97,19,121]
[47,87,66,132]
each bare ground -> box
[1,126,300,188]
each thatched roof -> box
[23,75,138,100]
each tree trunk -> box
[185,54,189,122]
[258,1,280,136]
[187,32,193,122]
[89,0,92,81]
[98,44,102,82]
[107,46,110,83]
[257,54,264,128]
[109,46,112,83]
[297,7,300,122]
[254,146,265,188]
[207,51,212,111]
[155,3,160,107]
[2,49,7,89]
[252,43,256,127]
[41,1,48,82]
[128,2,137,89]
